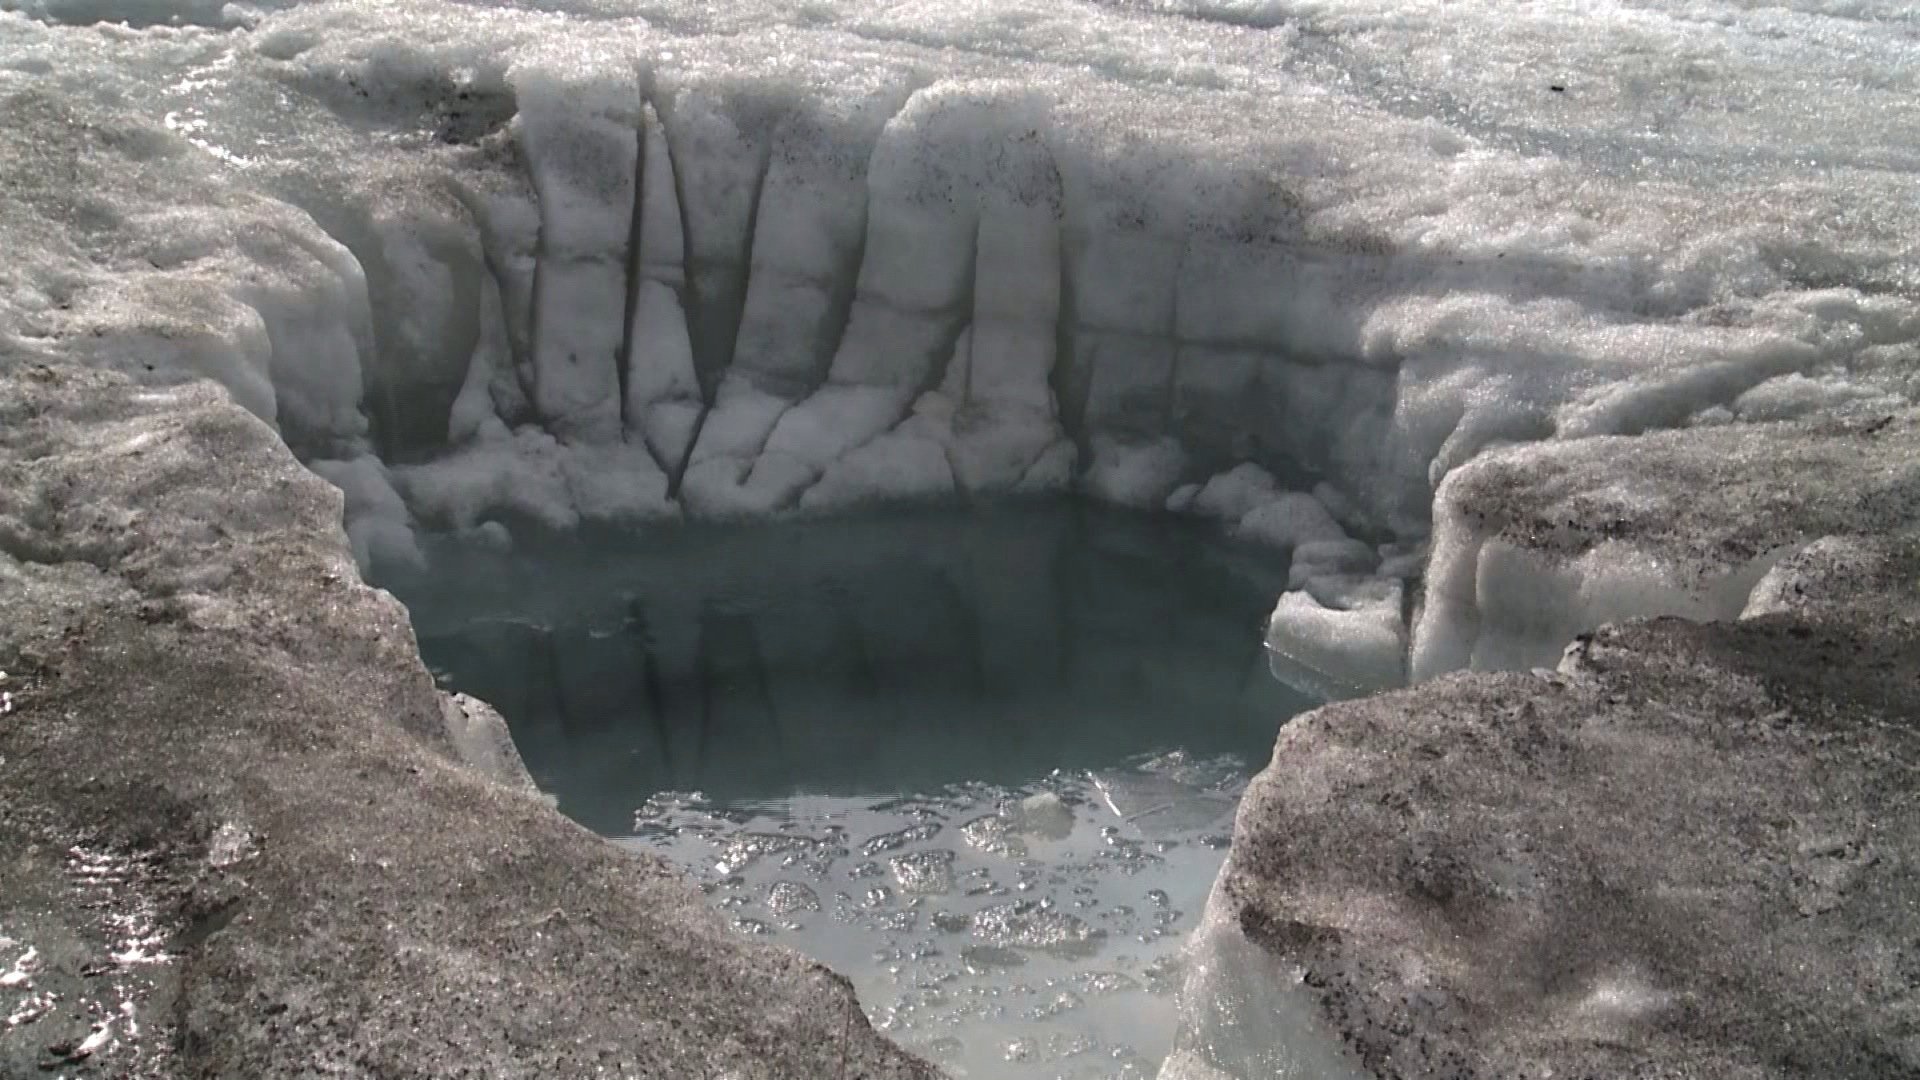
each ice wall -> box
[0,0,1915,680]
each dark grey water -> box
[389,502,1310,834]
[380,502,1311,1078]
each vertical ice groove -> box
[1070,173,1183,447]
[937,126,1075,498]
[1162,241,1187,434]
[955,294,976,406]
[293,180,501,461]
[684,83,960,515]
[442,173,541,428]
[526,195,547,424]
[481,224,536,430]
[736,89,910,400]
[668,109,714,495]
[238,205,379,460]
[923,219,982,406]
[667,410,703,498]
[731,139,775,375]
[809,92,913,412]
[654,87,779,504]
[260,197,399,458]
[616,100,705,490]
[615,82,648,442]
[447,267,514,446]
[1064,146,1189,507]
[818,95,1087,503]
[790,87,1066,509]
[675,144,793,500]
[661,98,701,389]
[655,88,775,395]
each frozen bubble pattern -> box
[619,750,1252,1080]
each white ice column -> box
[743,87,991,511]
[680,90,903,514]
[516,70,641,444]
[932,124,1073,494]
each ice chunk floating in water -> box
[382,503,1314,1077]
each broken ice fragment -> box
[889,850,957,895]
[862,822,942,855]
[765,880,822,915]
[971,900,1105,958]
[1089,771,1233,837]
[959,813,1027,858]
[713,832,822,874]
[1006,792,1074,840]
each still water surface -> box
[385,502,1310,1078]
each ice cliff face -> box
[2,3,1918,1077]
[0,1,1915,683]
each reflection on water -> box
[391,502,1309,828]
[624,753,1247,1079]
[381,501,1312,1078]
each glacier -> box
[0,0,1916,1075]
[3,0,1914,701]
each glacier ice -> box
[3,0,1911,703]
[0,0,1915,1073]
[0,0,1912,553]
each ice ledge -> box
[1263,413,1920,699]
[1175,422,1920,1078]
[1409,413,1920,678]
[5,1,1914,583]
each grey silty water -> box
[382,501,1313,1077]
